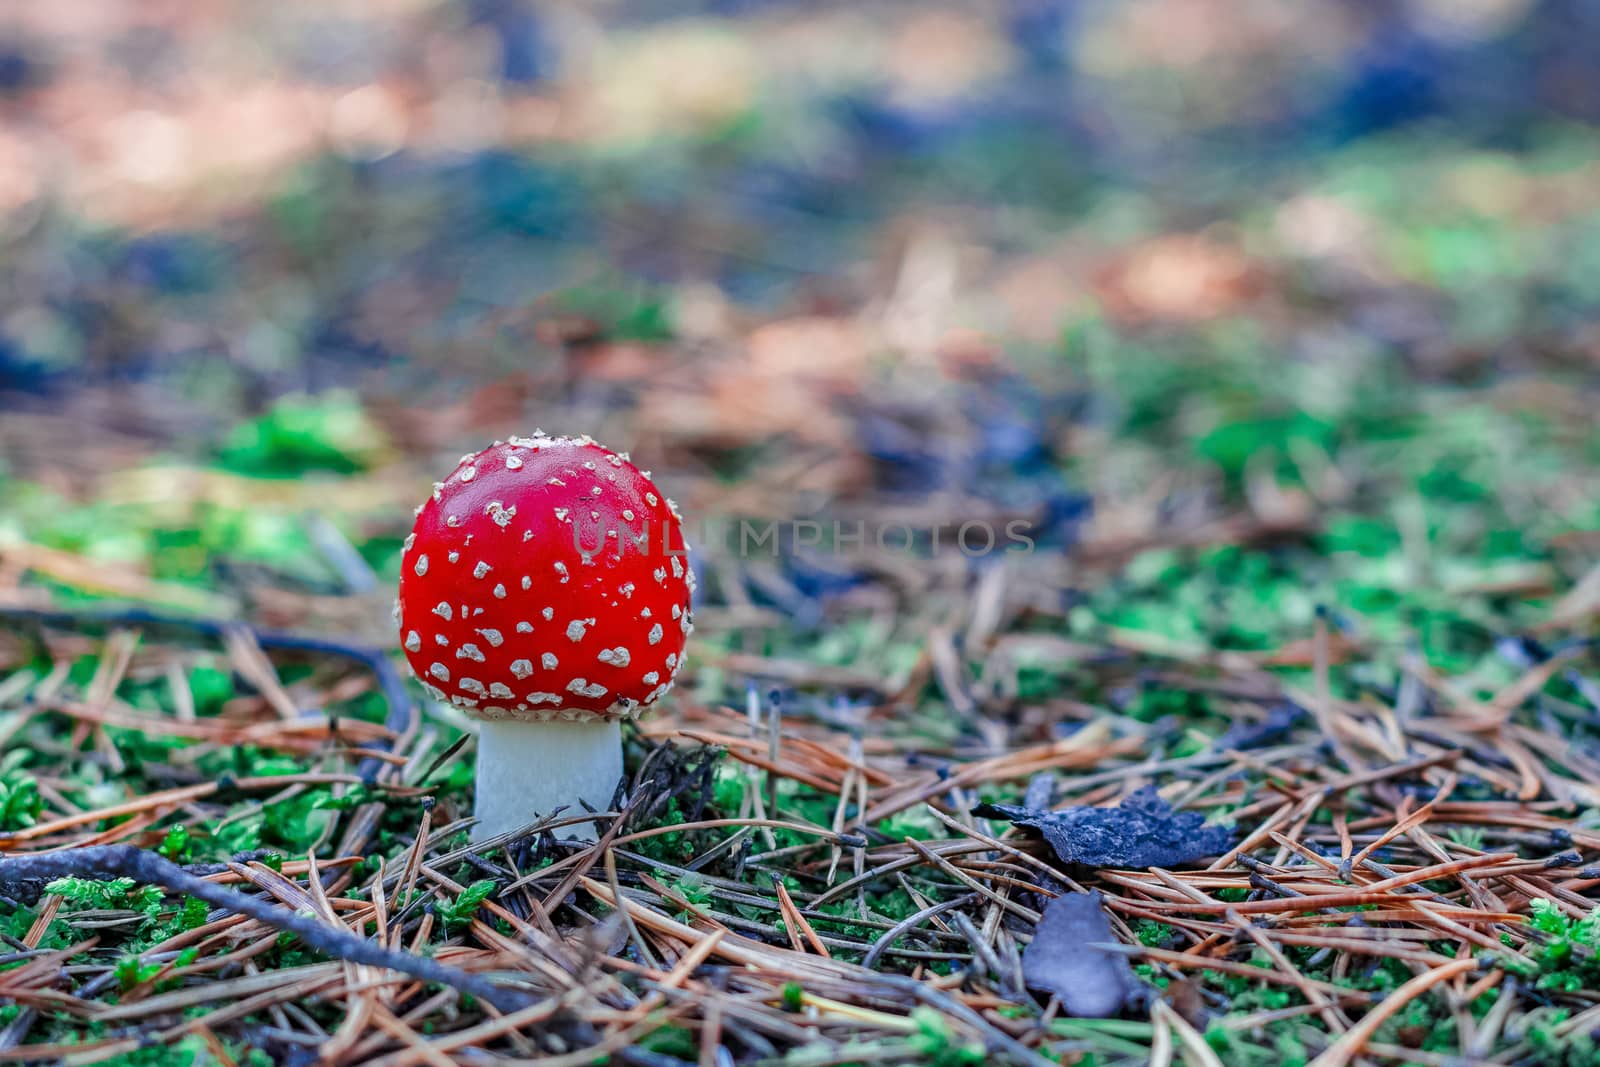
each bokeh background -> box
[1,0,1598,684]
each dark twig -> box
[0,845,531,1012]
[862,892,978,969]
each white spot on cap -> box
[516,621,533,633]
[433,602,452,621]
[548,477,565,486]
[521,576,531,590]
[542,607,554,620]
[527,692,560,705]
[648,624,663,645]
[643,671,659,684]
[404,533,416,552]
[414,555,429,577]
[620,582,635,598]
[566,678,607,698]
[448,551,460,563]
[653,567,667,585]
[494,583,507,598]
[486,501,517,528]
[646,492,658,506]
[566,619,589,641]
[641,607,652,618]
[490,682,514,699]
[429,663,450,681]
[473,561,491,579]
[671,557,684,579]
[540,653,557,670]
[666,652,678,667]
[456,643,485,662]
[622,509,635,521]
[671,604,681,619]
[435,634,449,646]
[404,631,421,652]
[477,628,504,647]
[460,466,477,482]
[510,659,533,679]
[506,455,523,470]
[460,678,485,695]
[598,647,631,668]
[554,562,569,583]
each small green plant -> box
[1,902,71,953]
[781,981,804,1012]
[45,877,165,917]
[1524,898,1600,993]
[115,948,199,991]
[660,871,714,921]
[1131,919,1174,947]
[156,825,192,862]
[217,391,388,475]
[908,1007,985,1067]
[0,750,43,831]
[435,880,498,931]
[175,896,211,932]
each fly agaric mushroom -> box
[397,433,694,841]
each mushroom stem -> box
[472,717,622,843]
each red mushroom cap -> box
[397,433,694,722]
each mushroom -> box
[397,432,694,841]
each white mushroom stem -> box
[472,717,622,843]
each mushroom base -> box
[473,717,623,843]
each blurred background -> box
[0,0,1598,706]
